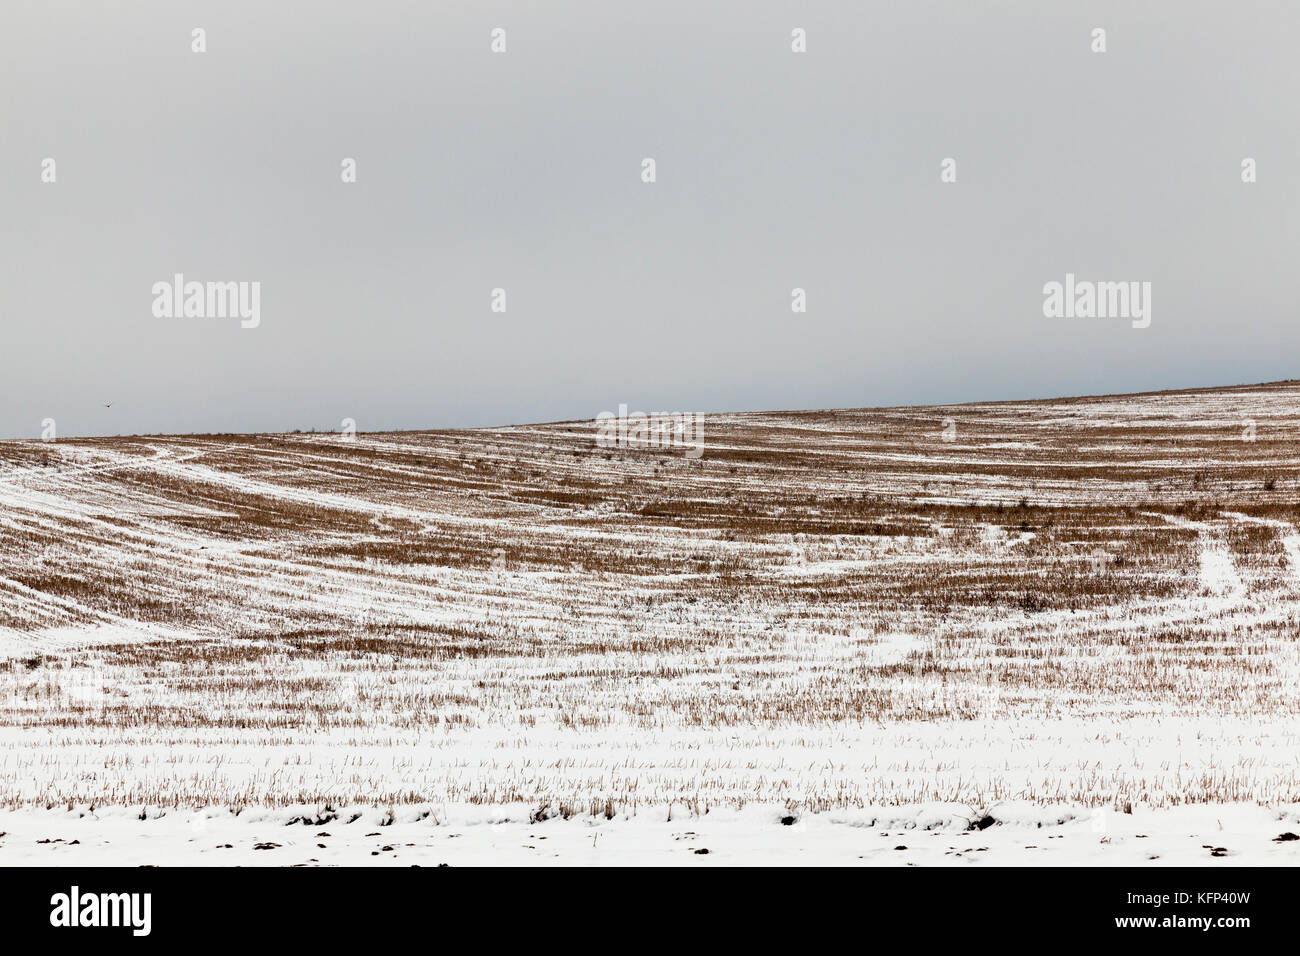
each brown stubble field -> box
[1,380,1299,813]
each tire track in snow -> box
[1146,513,1245,600]
[1224,512,1300,587]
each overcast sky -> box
[3,1,1297,438]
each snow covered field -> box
[2,381,1300,864]
[2,803,1297,867]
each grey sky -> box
[3,1,1297,438]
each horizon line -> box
[5,376,1297,444]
